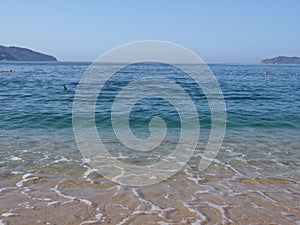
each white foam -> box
[111,170,125,183]
[9,156,22,161]
[52,181,76,202]
[18,202,29,206]
[251,202,263,209]
[195,189,211,194]
[54,156,70,163]
[132,188,161,211]
[82,166,97,179]
[206,202,233,224]
[112,185,122,197]
[52,181,95,207]
[131,188,174,220]
[11,171,23,174]
[80,220,98,224]
[47,201,62,206]
[79,198,93,206]
[82,158,91,163]
[2,212,17,217]
[280,211,291,217]
[283,189,293,194]
[79,213,104,225]
[16,174,38,187]
[23,173,34,179]
[183,165,205,186]
[116,153,128,159]
[95,213,103,220]
[255,191,279,205]
[183,202,207,224]
[271,159,287,167]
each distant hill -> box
[0,45,57,61]
[260,56,300,64]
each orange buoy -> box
[8,69,13,72]
[264,71,269,75]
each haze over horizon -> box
[1,0,299,63]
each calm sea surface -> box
[0,62,299,224]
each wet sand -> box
[1,168,299,225]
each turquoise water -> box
[0,62,299,180]
[1,62,299,130]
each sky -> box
[1,0,300,63]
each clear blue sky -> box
[1,0,300,63]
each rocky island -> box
[260,56,300,64]
[0,45,57,61]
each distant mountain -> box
[0,45,57,61]
[260,56,300,64]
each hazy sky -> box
[1,0,299,63]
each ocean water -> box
[0,62,299,224]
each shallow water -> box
[0,62,299,224]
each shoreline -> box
[1,169,299,224]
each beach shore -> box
[1,168,299,225]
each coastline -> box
[1,169,299,224]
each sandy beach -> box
[1,167,299,225]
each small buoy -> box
[61,85,67,90]
[264,71,269,75]
[0,69,13,73]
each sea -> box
[0,62,299,224]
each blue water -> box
[0,62,299,180]
[1,62,299,130]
